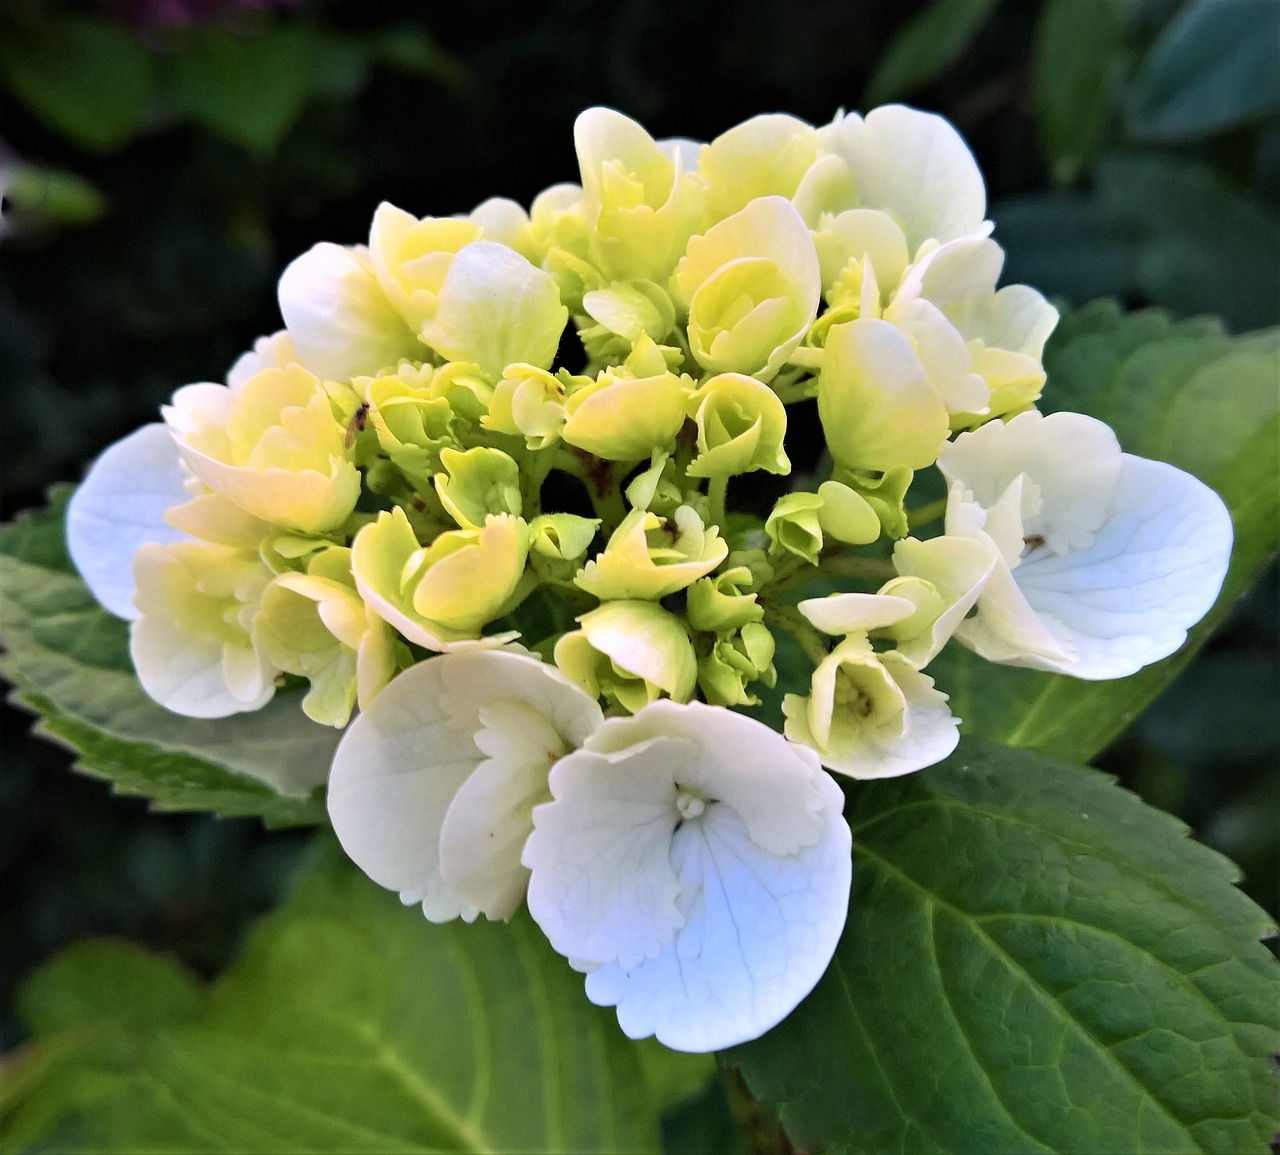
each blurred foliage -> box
[0,0,1276,1150]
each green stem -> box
[590,468,629,536]
[764,602,829,668]
[518,448,556,519]
[816,553,896,581]
[707,475,728,528]
[772,376,817,405]
[907,497,947,531]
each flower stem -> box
[763,602,829,668]
[707,475,728,528]
[907,497,947,531]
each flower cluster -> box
[66,105,1232,1052]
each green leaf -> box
[863,0,1001,105]
[995,152,1280,332]
[0,18,155,151]
[1126,0,1280,141]
[730,739,1280,1154]
[1033,0,1128,184]
[168,26,320,155]
[0,489,331,825]
[7,845,661,1153]
[1,162,107,226]
[928,303,1280,764]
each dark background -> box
[2,0,1277,1052]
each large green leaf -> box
[1126,0,1280,141]
[730,739,1280,1154]
[863,0,1000,105]
[928,303,1280,764]
[0,489,331,825]
[4,845,662,1153]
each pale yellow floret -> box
[164,363,360,535]
[574,505,728,601]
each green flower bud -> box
[483,364,570,450]
[675,197,821,383]
[686,566,763,633]
[815,480,881,546]
[255,547,398,728]
[575,505,728,601]
[364,367,458,485]
[434,446,522,530]
[528,513,600,562]
[698,621,777,707]
[833,466,914,540]
[420,242,568,381]
[562,338,695,461]
[624,450,684,516]
[554,600,697,711]
[686,372,790,479]
[528,513,601,583]
[575,108,706,284]
[352,506,528,647]
[817,318,950,473]
[578,279,677,364]
[765,492,824,564]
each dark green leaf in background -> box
[0,490,331,825]
[730,739,1280,1154]
[1034,0,1129,183]
[0,18,155,152]
[4,847,667,1152]
[929,303,1280,764]
[1126,0,1280,141]
[168,26,321,156]
[996,153,1280,332]
[864,0,1001,105]
[0,162,107,228]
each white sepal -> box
[66,424,190,620]
[326,650,603,923]
[524,699,851,1053]
[940,411,1233,678]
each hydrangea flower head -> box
[63,101,1233,1053]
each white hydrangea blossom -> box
[523,699,851,1052]
[939,410,1233,678]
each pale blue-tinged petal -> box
[1005,455,1232,679]
[524,700,851,1053]
[66,424,189,620]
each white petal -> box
[525,734,692,969]
[829,105,986,249]
[326,660,478,920]
[863,654,960,777]
[421,241,567,380]
[940,411,1123,555]
[278,242,419,381]
[581,781,851,1053]
[130,615,273,719]
[798,592,916,637]
[327,650,603,922]
[525,700,851,1052]
[890,534,998,668]
[435,700,570,921]
[1007,455,1232,679]
[66,424,189,620]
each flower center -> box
[674,787,707,822]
